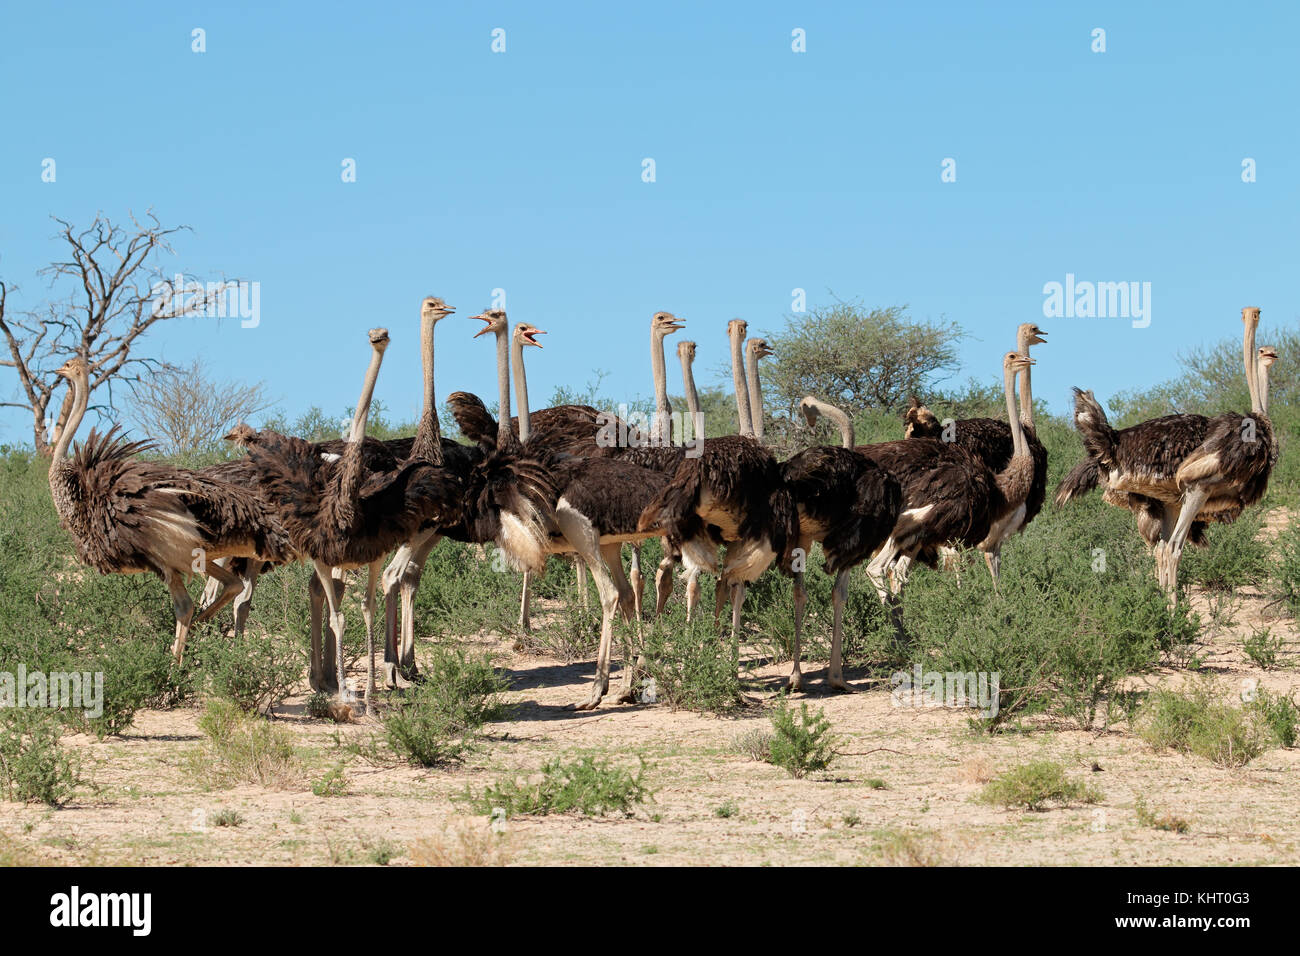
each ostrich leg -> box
[313,560,356,708]
[192,559,243,629]
[628,545,645,621]
[601,542,641,703]
[165,569,198,665]
[574,555,590,609]
[653,545,675,617]
[519,570,532,633]
[827,569,853,692]
[555,508,621,711]
[381,531,440,687]
[1163,489,1209,596]
[361,558,382,705]
[308,573,344,693]
[787,532,813,692]
[228,564,261,639]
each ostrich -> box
[637,318,798,653]
[471,308,682,709]
[745,337,774,443]
[904,323,1049,580]
[1057,307,1277,593]
[860,352,1035,597]
[45,357,292,665]
[780,397,903,692]
[244,329,466,707]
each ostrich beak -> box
[470,313,494,337]
[522,326,546,348]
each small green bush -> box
[1134,795,1190,833]
[767,697,837,778]
[639,613,746,714]
[977,760,1102,811]
[1251,687,1299,749]
[1242,627,1284,671]
[195,698,298,787]
[192,628,302,715]
[1275,521,1300,616]
[311,762,348,797]
[1181,510,1269,591]
[1133,686,1274,764]
[381,646,508,767]
[0,710,79,805]
[469,755,651,818]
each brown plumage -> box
[46,358,291,666]
[1058,307,1278,593]
[782,398,903,691]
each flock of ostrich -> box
[44,301,1279,714]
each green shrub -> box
[311,762,348,797]
[767,697,837,778]
[381,646,508,767]
[1134,795,1190,833]
[1181,510,1269,591]
[639,612,746,714]
[1242,627,1284,671]
[977,760,1102,811]
[194,698,298,787]
[1133,682,1284,767]
[0,710,79,805]
[1276,520,1300,616]
[469,755,651,818]
[191,627,302,715]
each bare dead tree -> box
[128,358,273,458]
[0,211,236,455]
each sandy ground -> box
[1,570,1297,867]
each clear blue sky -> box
[2,1,1296,442]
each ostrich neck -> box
[1244,316,1261,414]
[496,327,515,448]
[651,330,671,443]
[810,398,854,449]
[730,328,753,437]
[338,344,386,509]
[680,351,701,422]
[746,350,764,443]
[50,379,84,467]
[1017,336,1035,427]
[511,337,531,442]
[1258,362,1271,417]
[410,315,443,464]
[995,365,1032,507]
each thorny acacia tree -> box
[128,358,272,459]
[0,212,234,455]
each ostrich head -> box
[1258,346,1278,369]
[470,308,508,338]
[421,296,455,322]
[223,423,259,446]
[798,396,821,429]
[746,338,774,361]
[1004,351,1034,379]
[727,318,748,339]
[903,396,940,437]
[369,328,391,350]
[1017,323,1048,349]
[652,311,685,337]
[1243,306,1262,328]
[54,356,90,383]
[513,322,545,349]
[677,340,697,363]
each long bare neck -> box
[1244,311,1261,414]
[680,349,701,422]
[730,328,753,437]
[50,377,87,467]
[511,336,531,442]
[410,314,443,464]
[496,327,517,448]
[651,330,671,443]
[1258,359,1271,416]
[339,343,386,506]
[746,349,764,443]
[1017,334,1035,427]
[1004,365,1026,459]
[807,398,854,449]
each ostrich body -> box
[46,358,292,665]
[244,329,465,706]
[904,323,1049,579]
[637,318,798,652]
[781,397,903,692]
[472,308,684,709]
[1058,307,1277,593]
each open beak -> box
[470,313,493,338]
[522,326,546,348]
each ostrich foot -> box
[827,674,855,693]
[570,680,608,711]
[787,669,804,693]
